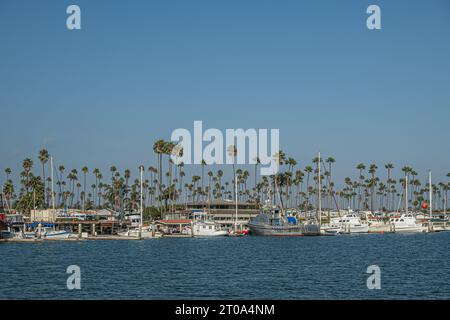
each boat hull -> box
[248,223,304,236]
[392,226,424,233]
[118,228,162,239]
[303,224,321,236]
[43,231,72,239]
[340,224,369,234]
[193,231,228,237]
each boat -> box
[390,214,424,233]
[249,153,322,237]
[389,174,424,233]
[423,171,450,232]
[118,166,162,239]
[367,218,391,233]
[118,225,162,239]
[39,227,72,239]
[248,206,305,236]
[331,214,369,234]
[320,225,341,235]
[190,211,228,237]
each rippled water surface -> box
[1,233,449,300]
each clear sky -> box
[1,0,450,186]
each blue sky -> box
[1,0,450,186]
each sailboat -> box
[228,174,246,237]
[118,166,162,239]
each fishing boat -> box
[248,206,305,236]
[249,152,322,237]
[190,211,228,237]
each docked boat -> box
[118,225,162,239]
[248,207,302,236]
[368,219,391,233]
[390,214,424,233]
[331,214,369,234]
[248,206,320,236]
[389,174,424,233]
[189,211,228,237]
[118,166,163,239]
[320,225,341,235]
[38,226,72,239]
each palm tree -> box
[326,157,336,211]
[3,180,14,212]
[4,168,12,182]
[227,145,238,200]
[76,182,81,207]
[207,170,213,204]
[385,163,394,212]
[304,166,313,210]
[82,166,88,210]
[153,139,166,209]
[368,164,378,213]
[356,163,366,210]
[93,168,100,207]
[201,159,207,202]
[22,158,33,192]
[38,149,49,205]
[57,165,65,206]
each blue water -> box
[1,233,449,300]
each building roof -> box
[186,199,255,206]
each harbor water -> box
[1,232,449,300]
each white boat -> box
[320,225,341,235]
[192,220,228,237]
[389,174,424,233]
[390,214,424,233]
[331,214,369,234]
[39,227,72,239]
[191,212,228,237]
[118,225,162,239]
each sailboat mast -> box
[140,166,144,228]
[318,152,321,226]
[235,174,238,233]
[405,174,408,215]
[429,170,432,219]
